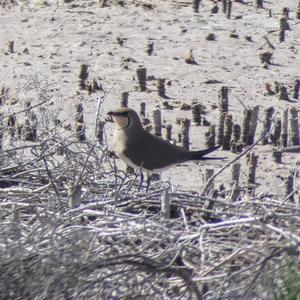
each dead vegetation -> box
[0,77,299,299]
[1,0,300,299]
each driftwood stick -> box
[94,90,110,145]
[153,108,162,137]
[218,86,229,113]
[120,92,129,107]
[205,125,216,148]
[136,67,147,92]
[204,169,215,195]
[217,112,225,146]
[279,17,289,42]
[75,103,86,141]
[288,107,300,146]
[181,118,191,150]
[146,40,154,55]
[157,79,166,98]
[78,64,89,90]
[279,85,289,101]
[0,113,4,149]
[231,163,241,185]
[8,40,14,53]
[222,0,227,14]
[24,102,38,142]
[281,145,300,153]
[293,79,300,99]
[201,169,216,219]
[270,118,281,146]
[255,0,263,9]
[192,104,201,126]
[161,187,170,219]
[229,163,241,202]
[192,0,201,13]
[229,181,240,202]
[223,114,233,150]
[95,120,105,144]
[285,170,295,202]
[201,118,275,196]
[262,36,275,50]
[226,0,232,19]
[272,149,282,163]
[261,107,275,145]
[281,108,288,147]
[165,124,172,141]
[241,108,252,145]
[231,124,241,151]
[67,181,82,209]
[247,152,258,195]
[140,101,146,117]
[248,105,259,145]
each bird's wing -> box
[123,130,189,171]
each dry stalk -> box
[201,116,275,196]
[0,78,299,300]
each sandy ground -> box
[0,0,299,197]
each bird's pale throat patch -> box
[114,115,130,129]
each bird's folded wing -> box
[123,134,189,171]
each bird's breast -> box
[113,130,127,157]
[113,129,149,171]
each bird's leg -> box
[138,171,144,191]
[146,174,152,192]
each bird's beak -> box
[107,111,125,117]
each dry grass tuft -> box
[1,77,300,299]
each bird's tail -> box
[188,145,221,161]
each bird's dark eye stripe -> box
[118,111,129,116]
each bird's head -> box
[107,108,142,130]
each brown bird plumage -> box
[108,108,221,172]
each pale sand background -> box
[1,0,299,196]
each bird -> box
[107,108,221,188]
